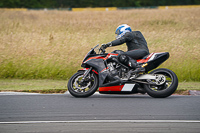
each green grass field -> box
[0,8,200,81]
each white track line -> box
[0,120,200,124]
[0,92,41,95]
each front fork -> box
[80,67,92,83]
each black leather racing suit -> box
[110,31,149,69]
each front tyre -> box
[144,68,178,98]
[67,71,98,98]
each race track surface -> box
[0,92,200,133]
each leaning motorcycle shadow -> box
[65,91,179,99]
[90,93,179,99]
[91,94,151,99]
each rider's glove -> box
[102,42,112,49]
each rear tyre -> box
[67,71,98,98]
[144,68,178,98]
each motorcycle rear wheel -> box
[144,68,178,98]
[67,71,98,98]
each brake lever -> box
[99,46,105,54]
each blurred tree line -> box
[0,0,200,8]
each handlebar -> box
[99,45,106,54]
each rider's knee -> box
[118,54,129,64]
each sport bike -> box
[67,44,178,98]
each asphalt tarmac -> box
[0,92,200,133]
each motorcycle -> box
[67,44,178,98]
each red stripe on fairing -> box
[103,53,118,60]
[84,56,105,63]
[99,85,124,92]
[137,53,154,63]
[100,67,108,73]
[79,68,98,74]
[84,53,118,63]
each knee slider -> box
[118,54,129,64]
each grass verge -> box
[0,9,200,81]
[0,79,199,95]
[0,79,67,93]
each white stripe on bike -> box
[121,84,135,91]
[0,120,200,124]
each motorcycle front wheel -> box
[67,71,99,98]
[144,68,178,98]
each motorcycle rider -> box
[102,24,149,76]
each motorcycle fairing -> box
[83,53,118,64]
[137,53,154,63]
[82,53,119,86]
[99,78,139,93]
[100,84,135,91]
[79,68,98,74]
[99,83,139,94]
[137,52,169,72]
[103,53,119,60]
[83,55,106,63]
[80,51,169,92]
[83,57,109,86]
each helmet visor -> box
[115,29,120,35]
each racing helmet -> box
[115,24,132,39]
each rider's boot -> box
[127,60,146,79]
[117,54,146,79]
